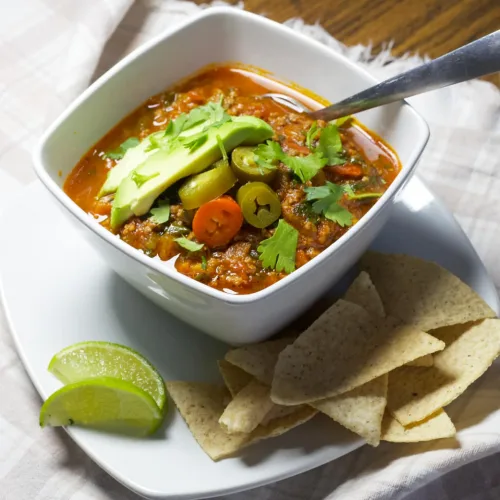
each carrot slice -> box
[192,196,243,248]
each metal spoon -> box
[263,30,500,120]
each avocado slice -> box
[99,132,162,197]
[110,115,273,229]
[99,121,208,196]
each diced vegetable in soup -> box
[64,65,401,294]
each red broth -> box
[64,65,400,294]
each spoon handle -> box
[311,30,500,121]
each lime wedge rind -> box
[48,341,166,410]
[40,377,163,437]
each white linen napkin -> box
[1,2,499,499]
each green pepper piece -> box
[237,182,282,229]
[231,147,277,183]
[178,160,237,210]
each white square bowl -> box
[33,7,429,345]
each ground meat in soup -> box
[64,66,401,294]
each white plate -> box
[1,180,498,499]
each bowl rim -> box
[32,6,430,305]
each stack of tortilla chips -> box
[166,252,500,460]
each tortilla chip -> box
[252,405,318,440]
[219,380,274,434]
[225,337,294,385]
[219,359,305,426]
[381,410,456,442]
[271,300,445,405]
[166,381,317,461]
[311,375,388,446]
[360,252,496,331]
[218,360,252,397]
[387,319,500,425]
[260,404,301,425]
[166,381,249,460]
[344,272,431,369]
[344,271,385,317]
[407,354,434,367]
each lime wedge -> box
[48,341,166,410]
[40,377,163,436]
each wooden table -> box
[198,0,500,85]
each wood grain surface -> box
[200,0,500,85]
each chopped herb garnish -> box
[166,224,190,235]
[348,192,383,200]
[201,255,208,270]
[253,140,326,182]
[335,115,353,127]
[183,133,208,153]
[175,237,204,252]
[254,140,282,163]
[204,99,231,128]
[145,134,161,152]
[216,134,228,162]
[316,123,345,166]
[132,170,159,187]
[165,114,188,139]
[183,100,231,131]
[149,199,170,224]
[148,101,231,155]
[253,140,281,172]
[183,107,210,131]
[343,184,356,197]
[304,181,353,227]
[257,219,299,274]
[352,176,386,191]
[306,121,320,150]
[295,202,320,224]
[282,153,328,183]
[104,137,140,160]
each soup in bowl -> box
[33,8,428,344]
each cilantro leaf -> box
[183,133,208,152]
[347,192,383,200]
[204,99,231,128]
[253,140,282,172]
[257,219,299,274]
[254,141,282,162]
[149,200,170,224]
[316,123,344,166]
[323,204,353,227]
[146,134,162,152]
[335,115,353,127]
[165,114,188,139]
[175,237,204,252]
[132,170,159,187]
[342,183,383,200]
[104,137,140,160]
[282,152,327,183]
[343,184,356,198]
[304,183,336,202]
[304,181,353,227]
[216,134,228,162]
[306,121,320,150]
[145,115,189,153]
[252,140,327,182]
[183,100,231,131]
[183,107,210,131]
